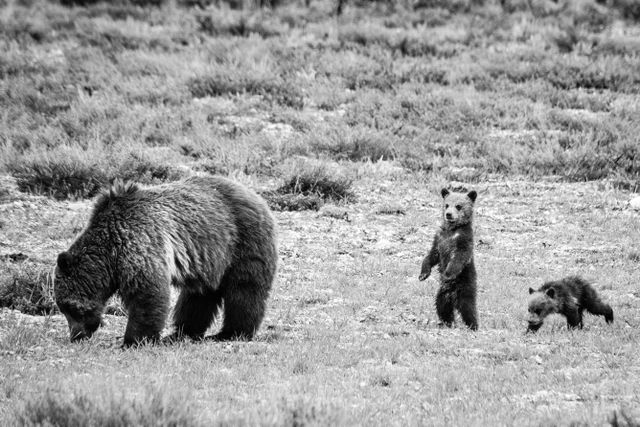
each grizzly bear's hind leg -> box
[583,296,614,324]
[214,283,267,341]
[210,262,272,341]
[457,297,478,331]
[171,284,223,341]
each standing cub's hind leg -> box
[457,297,478,331]
[435,288,455,327]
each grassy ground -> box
[1,0,640,425]
[1,173,640,425]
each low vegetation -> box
[15,386,199,427]
[1,0,639,200]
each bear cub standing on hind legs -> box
[419,188,478,330]
[527,276,613,332]
[54,175,278,347]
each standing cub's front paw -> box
[418,271,430,281]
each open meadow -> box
[1,0,640,425]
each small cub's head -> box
[527,287,560,332]
[441,188,477,228]
[54,251,106,342]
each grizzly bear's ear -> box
[529,287,535,294]
[441,188,450,199]
[545,288,555,299]
[467,190,477,203]
[57,252,75,273]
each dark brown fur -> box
[527,276,613,332]
[54,176,278,347]
[419,188,478,330]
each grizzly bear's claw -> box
[418,272,429,281]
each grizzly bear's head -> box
[441,188,477,229]
[526,287,560,332]
[54,251,108,342]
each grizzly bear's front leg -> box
[419,236,440,281]
[565,309,583,330]
[121,270,171,348]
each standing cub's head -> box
[441,188,477,228]
[527,287,560,332]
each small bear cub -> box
[527,276,614,332]
[419,188,478,330]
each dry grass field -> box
[1,0,640,425]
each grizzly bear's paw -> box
[418,272,430,281]
[442,272,457,283]
[436,320,453,328]
[161,332,189,345]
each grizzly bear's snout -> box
[64,313,100,342]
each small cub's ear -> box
[57,252,75,273]
[467,190,477,203]
[528,287,535,294]
[441,188,450,199]
[545,288,555,299]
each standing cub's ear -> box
[528,287,535,294]
[545,288,555,299]
[57,252,75,273]
[467,190,477,203]
[441,188,450,198]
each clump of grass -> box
[0,262,56,316]
[276,160,354,203]
[308,126,397,162]
[188,74,304,109]
[15,386,200,427]
[196,9,287,38]
[116,151,185,185]
[4,144,186,200]
[261,159,355,211]
[375,203,406,215]
[262,192,324,212]
[6,149,107,200]
[105,295,127,316]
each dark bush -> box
[0,262,56,316]
[8,156,106,200]
[117,153,185,184]
[276,162,354,202]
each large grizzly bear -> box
[54,176,278,347]
[419,188,478,330]
[527,276,613,332]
